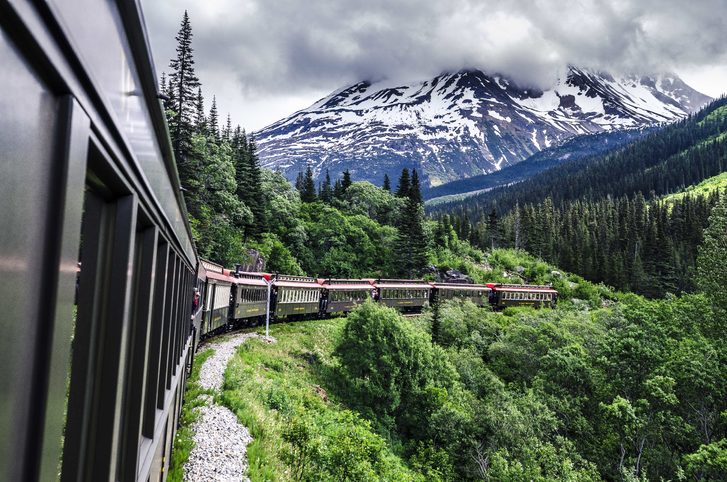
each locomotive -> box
[196,259,558,339]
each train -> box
[196,259,558,339]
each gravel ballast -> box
[183,332,276,482]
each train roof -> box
[201,259,225,274]
[206,270,236,283]
[274,275,322,289]
[319,279,375,290]
[374,279,433,289]
[231,276,268,287]
[234,271,272,282]
[432,283,491,290]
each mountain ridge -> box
[255,67,711,186]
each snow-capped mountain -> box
[255,67,711,186]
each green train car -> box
[488,283,558,309]
[273,275,322,317]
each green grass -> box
[662,171,727,204]
[220,320,421,481]
[168,348,215,482]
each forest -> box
[431,99,727,296]
[165,12,727,481]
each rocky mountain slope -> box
[255,67,710,186]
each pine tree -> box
[342,169,352,192]
[383,174,391,192]
[223,114,232,142]
[409,169,423,205]
[295,172,305,193]
[208,96,219,142]
[394,170,428,277]
[244,135,266,236]
[396,168,410,198]
[319,169,333,203]
[333,179,344,200]
[194,87,206,134]
[168,10,200,163]
[301,166,317,203]
[487,208,499,250]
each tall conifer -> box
[396,168,410,198]
[168,10,200,163]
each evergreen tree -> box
[223,114,232,142]
[319,169,333,203]
[194,87,206,134]
[333,179,344,200]
[487,208,500,250]
[342,169,353,192]
[301,166,317,203]
[295,172,305,193]
[394,169,428,277]
[409,169,423,205]
[168,10,200,163]
[383,174,391,192]
[244,135,266,236]
[208,96,219,142]
[396,168,410,198]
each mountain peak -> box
[255,68,711,187]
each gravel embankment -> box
[183,332,276,482]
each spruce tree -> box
[333,179,344,200]
[487,208,500,250]
[244,135,266,236]
[396,168,410,198]
[342,169,352,192]
[194,87,206,134]
[168,10,200,163]
[223,114,232,142]
[394,170,428,277]
[319,169,333,203]
[301,166,317,203]
[409,169,423,205]
[383,174,391,192]
[295,172,305,193]
[208,96,219,142]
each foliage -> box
[220,320,422,481]
[432,97,727,296]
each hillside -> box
[255,68,709,187]
[192,243,727,482]
[663,171,727,204]
[431,97,727,215]
[424,128,653,203]
[430,99,727,297]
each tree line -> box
[432,98,727,296]
[162,11,266,264]
[293,165,428,278]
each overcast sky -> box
[142,0,727,132]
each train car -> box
[272,275,322,318]
[319,279,374,315]
[230,271,271,325]
[374,279,432,312]
[431,282,491,307]
[488,283,558,309]
[201,260,235,336]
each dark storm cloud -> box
[142,0,727,129]
[145,0,727,90]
